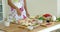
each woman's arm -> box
[24,0,30,17]
[8,0,21,16]
[8,0,18,9]
[24,0,28,13]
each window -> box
[0,0,3,21]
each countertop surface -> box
[0,22,60,32]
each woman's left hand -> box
[26,12,30,18]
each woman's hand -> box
[26,12,30,18]
[16,8,21,16]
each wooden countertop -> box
[0,22,60,32]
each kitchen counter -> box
[0,22,60,32]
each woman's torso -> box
[9,0,26,20]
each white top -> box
[11,0,24,8]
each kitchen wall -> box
[26,0,57,16]
[57,0,60,17]
[3,0,57,17]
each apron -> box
[8,0,27,22]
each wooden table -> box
[0,22,60,32]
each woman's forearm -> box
[8,0,21,16]
[8,0,18,9]
[24,0,28,13]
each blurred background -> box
[0,0,60,21]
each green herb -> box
[56,17,60,21]
[38,17,44,20]
[33,23,38,26]
[57,18,60,21]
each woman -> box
[8,0,30,22]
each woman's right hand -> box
[16,8,21,16]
